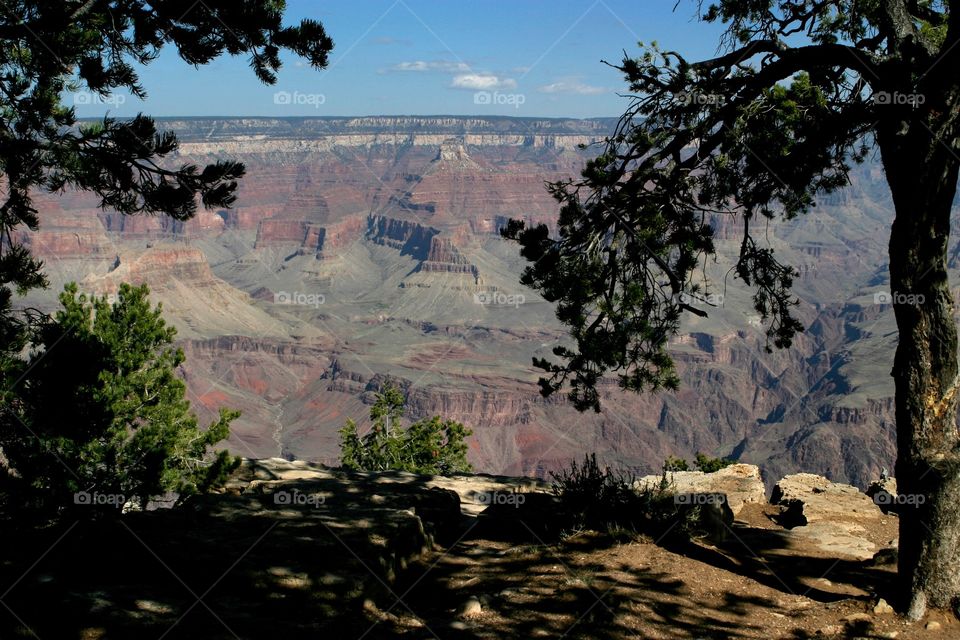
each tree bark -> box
[879,119,960,620]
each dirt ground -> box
[2,500,957,639]
[366,504,958,639]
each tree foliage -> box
[0,283,239,517]
[503,0,955,412]
[662,453,736,473]
[0,0,333,382]
[504,0,959,618]
[339,385,473,476]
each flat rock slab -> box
[771,473,887,560]
[633,464,766,516]
[771,473,884,525]
[234,457,553,518]
[785,521,878,561]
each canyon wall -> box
[16,116,925,489]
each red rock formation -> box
[418,236,479,277]
[309,215,364,259]
[366,215,439,259]
[256,219,310,246]
[256,215,365,258]
[221,206,280,230]
[15,208,115,258]
[112,247,213,285]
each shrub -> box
[339,384,472,475]
[551,454,699,539]
[662,455,690,471]
[662,453,736,473]
[693,452,735,473]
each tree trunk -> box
[880,122,960,620]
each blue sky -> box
[72,1,728,119]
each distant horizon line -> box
[76,113,621,121]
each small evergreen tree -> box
[339,385,472,475]
[662,453,735,473]
[693,453,735,474]
[662,456,690,472]
[0,282,239,518]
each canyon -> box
[17,115,959,489]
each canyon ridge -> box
[19,115,960,489]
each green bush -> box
[662,453,736,473]
[662,455,690,472]
[0,283,240,519]
[694,452,735,473]
[338,385,472,475]
[551,454,699,539]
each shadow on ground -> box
[0,468,906,639]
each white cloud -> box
[537,80,607,95]
[451,74,517,91]
[387,60,471,73]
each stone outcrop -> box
[771,473,883,526]
[435,138,479,169]
[865,477,898,514]
[255,219,312,246]
[229,457,553,533]
[418,236,479,278]
[254,215,364,258]
[770,473,888,560]
[309,215,364,259]
[634,464,766,517]
[93,246,213,286]
[366,215,439,260]
[14,207,115,258]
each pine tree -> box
[339,385,472,475]
[0,283,239,518]
[0,0,333,424]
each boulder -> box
[771,473,883,526]
[633,464,765,516]
[770,473,886,560]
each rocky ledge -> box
[230,459,894,564]
[0,458,913,638]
